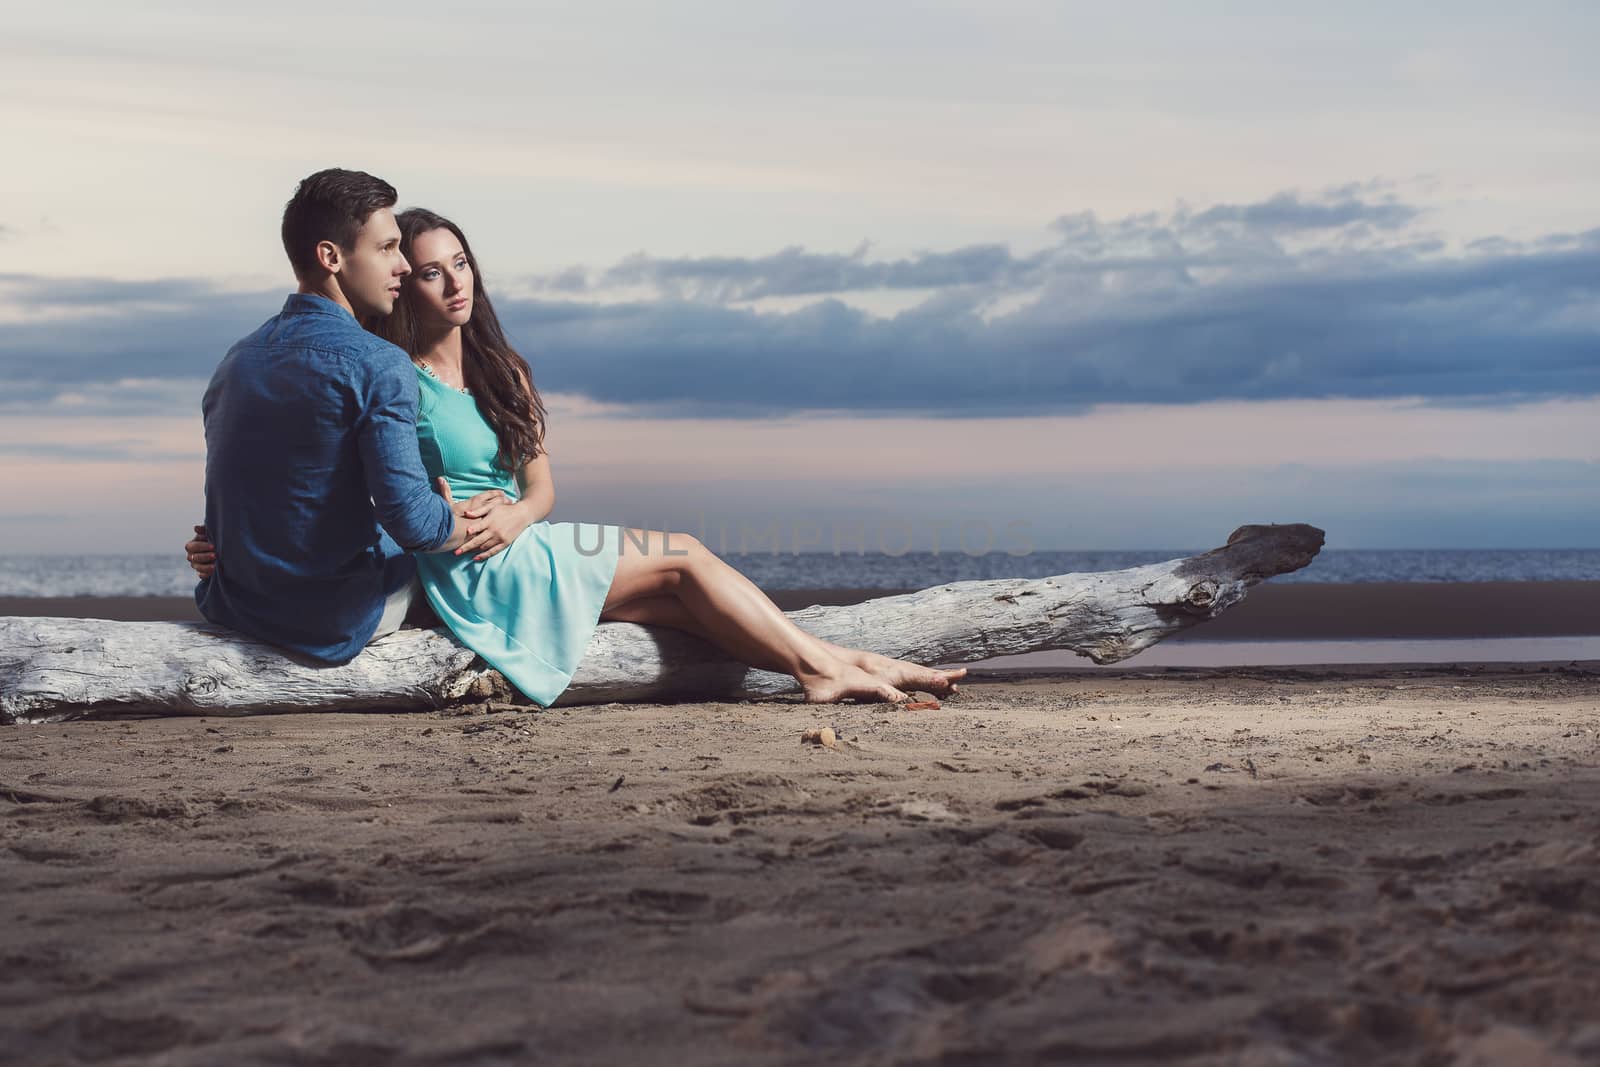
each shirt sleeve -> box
[353,347,455,552]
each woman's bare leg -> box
[697,562,967,695]
[600,528,909,704]
[605,593,965,696]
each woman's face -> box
[405,227,474,329]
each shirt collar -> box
[281,292,357,320]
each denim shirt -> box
[196,293,455,663]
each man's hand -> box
[185,524,216,579]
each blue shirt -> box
[196,293,455,663]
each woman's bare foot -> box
[804,636,965,695]
[838,649,966,696]
[799,661,909,705]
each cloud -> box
[1184,189,1421,234]
[0,440,203,462]
[569,241,1043,303]
[0,273,233,309]
[0,277,274,413]
[0,377,212,416]
[531,185,1429,302]
[497,214,1600,413]
[1,186,1597,418]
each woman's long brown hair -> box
[369,208,548,471]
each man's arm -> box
[182,471,478,578]
[355,356,466,553]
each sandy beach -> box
[4,659,1599,1064]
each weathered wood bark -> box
[1,523,1323,723]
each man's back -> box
[197,293,453,662]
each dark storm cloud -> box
[2,188,1596,417]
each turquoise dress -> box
[411,365,621,706]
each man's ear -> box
[315,239,342,274]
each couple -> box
[184,168,964,708]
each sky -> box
[1,1,1596,553]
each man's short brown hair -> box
[280,168,398,279]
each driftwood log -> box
[1,523,1324,724]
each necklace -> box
[415,359,470,395]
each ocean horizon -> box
[2,548,1597,599]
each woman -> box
[347,207,963,707]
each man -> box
[186,168,492,662]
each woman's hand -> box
[185,524,216,579]
[455,497,534,561]
[458,488,508,519]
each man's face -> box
[336,207,410,318]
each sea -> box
[1,548,1597,598]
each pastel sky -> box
[2,1,1596,553]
